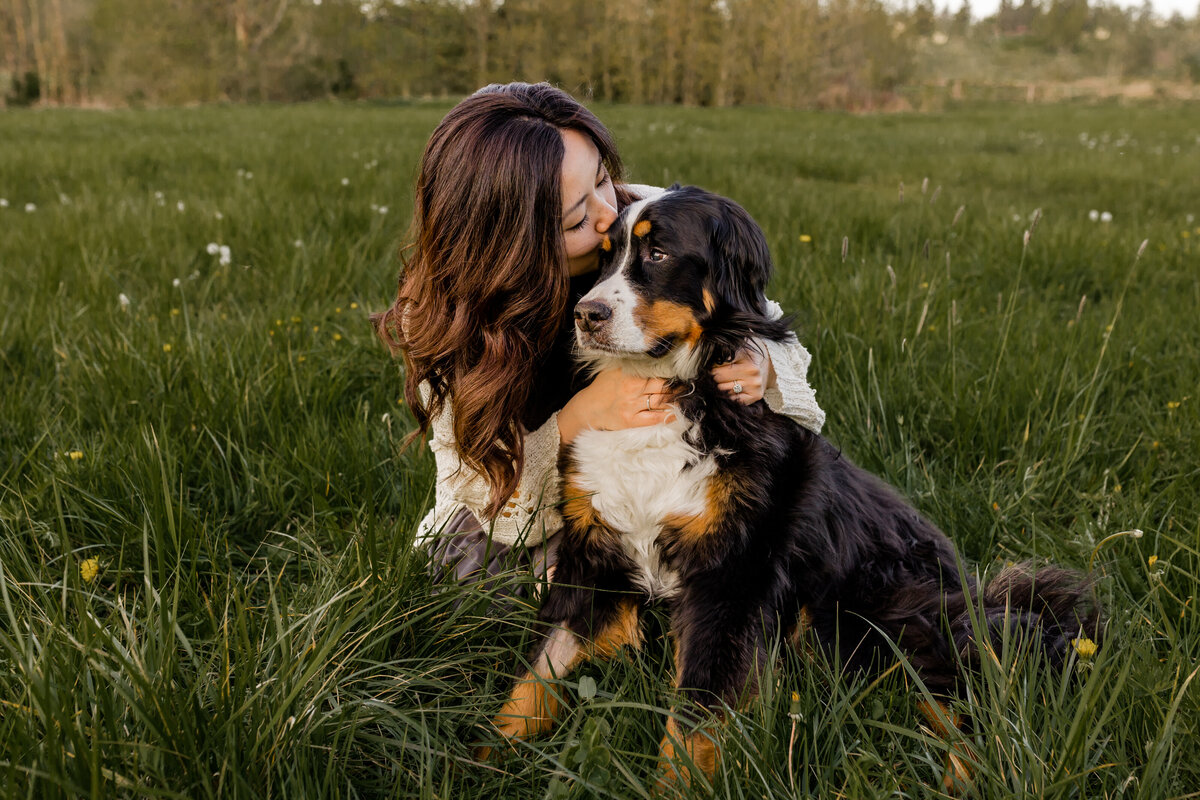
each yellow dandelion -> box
[333,333,343,341]
[350,302,359,309]
[170,308,181,317]
[297,355,306,363]
[291,315,302,323]
[312,325,320,333]
[1148,555,1158,568]
[68,450,84,461]
[1114,483,1122,493]
[920,281,929,289]
[991,502,1000,511]
[1183,232,1191,239]
[1072,637,1097,660]
[1167,401,1181,409]
[1152,441,1160,449]
[798,234,813,243]
[163,343,172,352]
[80,557,100,583]
[335,307,342,314]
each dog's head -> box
[574,185,792,379]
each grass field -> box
[1,100,1198,799]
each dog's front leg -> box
[479,542,642,760]
[656,582,778,788]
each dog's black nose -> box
[574,300,612,332]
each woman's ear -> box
[706,197,773,315]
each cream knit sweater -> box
[414,302,824,548]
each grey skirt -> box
[425,507,558,608]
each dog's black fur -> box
[486,185,1099,776]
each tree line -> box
[2,0,1197,108]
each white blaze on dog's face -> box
[574,192,707,379]
[573,186,774,380]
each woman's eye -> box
[649,248,668,263]
[567,214,588,232]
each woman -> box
[374,82,824,596]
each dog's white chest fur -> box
[570,419,715,598]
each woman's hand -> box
[558,367,674,444]
[712,345,774,405]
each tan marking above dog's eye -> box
[649,248,669,263]
[633,219,652,238]
[600,235,612,252]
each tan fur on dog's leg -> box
[481,601,643,760]
[478,628,583,760]
[656,716,719,790]
[917,699,973,793]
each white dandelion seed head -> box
[237,169,245,177]
[219,246,231,266]
[118,293,131,309]
[378,206,388,215]
[214,211,223,220]
[341,178,350,186]
[370,203,378,211]
[0,198,8,207]
[59,193,71,205]
[1011,213,1021,222]
[1088,210,1100,222]
[1187,214,1195,224]
[154,191,164,200]
[24,202,36,213]
[244,171,253,180]
[1100,211,1113,223]
[172,278,182,288]
[206,242,220,255]
[177,201,185,212]
[293,239,303,248]
[189,270,200,280]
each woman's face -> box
[560,128,618,277]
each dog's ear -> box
[706,197,773,315]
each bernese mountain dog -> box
[479,185,1099,788]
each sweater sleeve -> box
[416,397,564,550]
[760,299,826,434]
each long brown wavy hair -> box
[374,82,636,518]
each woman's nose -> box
[595,199,618,233]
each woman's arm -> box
[421,403,565,549]
[419,367,675,550]
[760,300,825,434]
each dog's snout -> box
[574,300,612,332]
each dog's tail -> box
[954,563,1101,671]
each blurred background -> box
[2,0,1198,110]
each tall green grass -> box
[1,101,1197,798]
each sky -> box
[965,0,1198,18]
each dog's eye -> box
[649,248,669,263]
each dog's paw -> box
[654,719,718,793]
